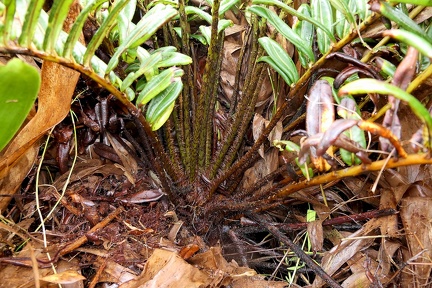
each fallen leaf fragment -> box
[40,270,85,284]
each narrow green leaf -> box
[252,0,335,42]
[136,67,184,106]
[337,97,365,166]
[248,5,314,64]
[354,0,370,20]
[84,0,129,67]
[311,0,333,54]
[156,52,193,69]
[339,79,432,143]
[0,59,40,151]
[219,0,240,15]
[63,0,107,58]
[121,52,163,91]
[43,0,75,52]
[388,0,432,6]
[146,80,183,130]
[383,29,432,59]
[293,4,313,46]
[18,0,44,46]
[3,0,16,43]
[117,0,137,44]
[293,4,313,68]
[258,37,299,85]
[258,56,294,85]
[105,4,178,74]
[373,1,432,42]
[333,0,356,39]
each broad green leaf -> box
[0,59,40,151]
[136,67,184,106]
[63,0,107,58]
[383,29,432,59]
[252,0,335,42]
[339,79,432,144]
[146,80,183,130]
[186,6,212,24]
[311,0,333,54]
[248,5,314,64]
[106,4,178,74]
[18,0,44,46]
[84,0,130,67]
[117,0,137,63]
[257,37,299,85]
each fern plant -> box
[2,0,432,285]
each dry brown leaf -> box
[0,242,82,288]
[312,218,382,287]
[0,60,79,210]
[40,270,85,284]
[400,197,432,287]
[95,258,138,285]
[122,249,210,288]
[379,188,399,237]
[307,220,324,253]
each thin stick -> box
[246,212,342,288]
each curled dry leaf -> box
[306,79,334,171]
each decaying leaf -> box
[306,79,335,171]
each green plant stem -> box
[207,9,383,197]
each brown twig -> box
[242,209,397,231]
[246,212,342,288]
